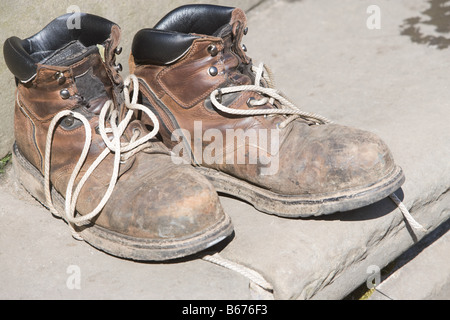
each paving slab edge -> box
[310,189,450,300]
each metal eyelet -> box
[63,116,75,127]
[242,44,247,52]
[114,47,123,55]
[243,27,249,35]
[132,127,141,138]
[207,44,218,57]
[114,63,123,72]
[246,97,256,108]
[54,72,66,85]
[216,89,223,103]
[60,89,70,99]
[235,24,240,35]
[276,122,286,130]
[208,66,218,77]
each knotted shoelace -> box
[44,74,159,239]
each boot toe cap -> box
[277,123,398,195]
[100,155,230,241]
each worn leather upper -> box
[131,5,398,196]
[7,13,228,240]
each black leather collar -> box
[132,4,235,66]
[132,29,199,66]
[3,13,117,82]
[154,4,234,35]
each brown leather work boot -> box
[3,13,233,261]
[129,4,405,217]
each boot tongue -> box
[38,40,99,66]
[211,23,254,86]
[41,40,110,115]
[212,23,233,38]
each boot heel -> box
[12,142,65,214]
[12,143,47,205]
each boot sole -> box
[197,165,405,217]
[12,143,233,261]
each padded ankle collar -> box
[132,4,235,66]
[154,4,234,35]
[3,13,117,82]
[132,29,199,66]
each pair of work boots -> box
[3,5,404,261]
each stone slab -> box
[0,0,449,300]
[0,169,252,300]
[369,222,450,300]
[215,0,450,299]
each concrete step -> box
[0,0,449,300]
[369,220,450,300]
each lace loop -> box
[210,62,332,126]
[44,74,159,239]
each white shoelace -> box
[210,62,332,127]
[209,62,426,232]
[390,192,427,232]
[44,74,159,239]
[42,73,273,292]
[209,63,427,295]
[202,194,426,297]
[42,70,425,297]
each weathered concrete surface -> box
[369,219,449,300]
[219,0,450,299]
[0,0,262,158]
[0,0,449,300]
[0,169,252,300]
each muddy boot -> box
[129,4,405,218]
[3,13,233,261]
